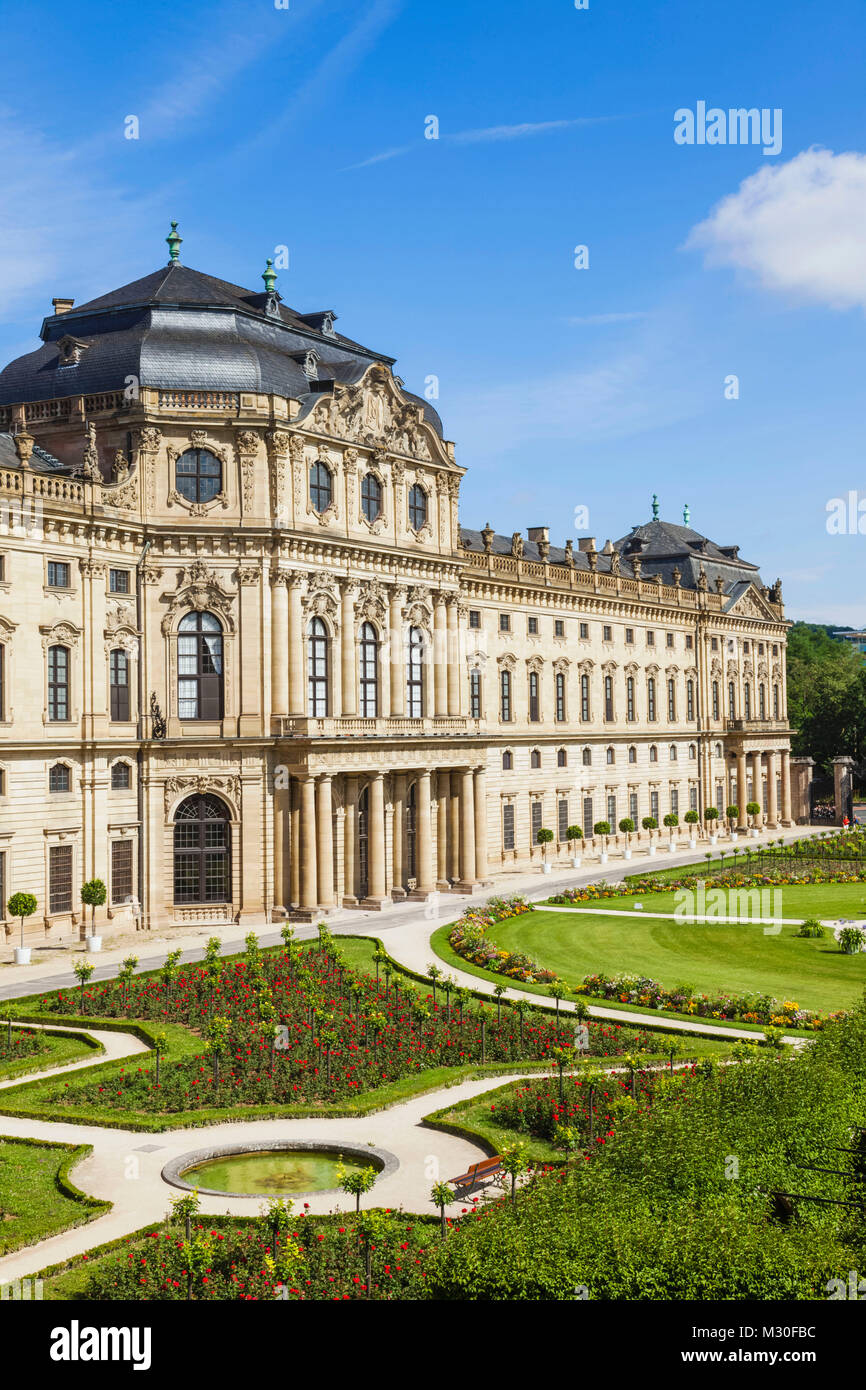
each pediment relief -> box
[308,363,448,465]
[726,585,778,621]
[498,652,518,671]
[161,562,236,634]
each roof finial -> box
[166,221,182,264]
[651,493,659,520]
[262,257,277,294]
[683,503,690,526]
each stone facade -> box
[0,254,793,939]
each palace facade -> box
[0,233,794,939]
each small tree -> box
[641,816,657,839]
[704,806,719,827]
[493,982,507,1026]
[663,812,679,844]
[430,1181,455,1238]
[536,826,554,863]
[80,878,107,938]
[548,977,567,1021]
[7,892,37,952]
[337,1161,378,1213]
[618,817,635,848]
[500,1143,530,1210]
[73,959,95,1012]
[566,825,583,846]
[746,800,761,827]
[427,962,442,1002]
[593,821,611,853]
[726,804,739,827]
[152,1029,167,1085]
[684,810,699,836]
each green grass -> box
[0,1135,110,1256]
[554,882,866,919]
[0,1027,102,1082]
[482,909,866,1015]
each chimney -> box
[578,537,596,552]
[52,298,74,315]
[526,526,549,545]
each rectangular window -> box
[626,677,635,722]
[558,798,569,840]
[469,668,482,718]
[666,632,674,648]
[531,800,542,844]
[604,675,613,722]
[647,679,656,722]
[500,670,512,722]
[711,637,719,651]
[47,560,70,588]
[469,610,481,629]
[670,788,679,816]
[712,682,720,720]
[0,851,5,919]
[579,623,589,640]
[48,646,69,721]
[580,674,590,721]
[717,783,725,815]
[685,634,693,650]
[629,791,638,823]
[109,569,130,594]
[690,786,698,813]
[554,620,564,638]
[582,797,593,838]
[625,628,634,644]
[0,643,4,720]
[0,555,5,582]
[763,780,768,814]
[607,793,616,826]
[646,630,655,646]
[555,672,566,722]
[499,613,510,632]
[687,681,695,721]
[528,671,540,722]
[109,649,130,721]
[503,803,515,851]
[528,617,538,635]
[650,789,659,820]
[49,844,73,914]
[602,625,612,642]
[111,839,134,905]
[667,679,676,722]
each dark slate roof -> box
[0,261,445,437]
[0,432,69,473]
[461,516,768,597]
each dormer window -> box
[303,350,319,380]
[56,335,89,367]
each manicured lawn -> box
[560,883,866,919]
[0,1136,109,1255]
[487,909,866,1014]
[0,1027,100,1081]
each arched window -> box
[686,678,695,721]
[49,762,70,792]
[715,742,722,757]
[173,794,231,904]
[309,461,332,514]
[48,644,70,721]
[109,648,130,722]
[359,622,378,717]
[580,672,590,721]
[178,612,223,720]
[407,626,425,717]
[649,744,658,762]
[728,681,736,720]
[528,670,540,722]
[500,669,512,722]
[408,484,427,530]
[175,447,222,504]
[307,617,329,716]
[628,745,637,763]
[626,676,635,722]
[555,671,566,722]
[582,746,592,766]
[557,747,567,767]
[689,743,697,759]
[530,748,541,769]
[669,744,678,761]
[647,677,657,722]
[361,473,382,522]
[606,746,615,765]
[502,750,513,771]
[111,761,131,790]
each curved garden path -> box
[0,1023,149,1093]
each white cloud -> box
[686,147,866,310]
[343,114,628,173]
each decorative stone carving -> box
[164,774,240,815]
[354,580,388,626]
[304,573,339,625]
[161,562,236,634]
[511,532,524,558]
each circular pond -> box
[161,1140,398,1199]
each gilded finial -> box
[683,503,690,526]
[651,493,659,520]
[166,221,182,264]
[262,257,278,294]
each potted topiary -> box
[684,808,699,848]
[726,805,739,840]
[593,821,611,864]
[80,878,107,952]
[536,826,554,872]
[704,805,719,844]
[642,815,658,855]
[566,825,583,869]
[619,817,635,859]
[746,801,761,837]
[663,812,679,851]
[7,891,37,965]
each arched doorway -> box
[173,794,231,904]
[358,785,369,900]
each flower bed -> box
[491,1065,681,1146]
[551,863,866,903]
[448,896,556,983]
[575,971,845,1030]
[0,1026,48,1067]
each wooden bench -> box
[448,1155,503,1199]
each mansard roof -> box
[0,259,444,437]
[0,432,66,473]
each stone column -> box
[446,598,459,717]
[766,750,779,828]
[270,574,290,716]
[273,778,290,912]
[289,777,301,907]
[780,749,793,825]
[341,583,356,717]
[449,771,461,881]
[833,755,856,826]
[433,598,448,717]
[316,775,335,907]
[473,766,488,880]
[416,770,434,894]
[367,772,386,902]
[298,775,317,909]
[750,750,763,828]
[342,775,357,904]
[288,578,305,714]
[736,751,748,830]
[459,768,476,885]
[392,773,405,895]
[437,776,450,888]
[389,588,405,717]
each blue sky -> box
[1,0,864,622]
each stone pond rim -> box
[160,1138,399,1200]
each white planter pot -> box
[623,848,632,860]
[751,828,759,838]
[648,844,657,856]
[542,862,551,875]
[570,856,582,869]
[86,935,102,953]
[599,851,608,864]
[689,838,697,849]
[668,841,677,852]
[14,946,31,965]
[709,835,718,845]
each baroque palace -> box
[0,229,795,939]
